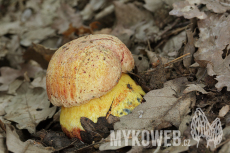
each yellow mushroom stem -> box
[60,73,145,140]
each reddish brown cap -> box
[46,34,134,107]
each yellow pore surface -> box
[60,73,145,132]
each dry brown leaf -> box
[95,5,114,20]
[169,1,207,19]
[201,0,230,13]
[194,13,230,91]
[0,119,6,153]
[146,50,158,64]
[100,77,196,151]
[23,48,50,69]
[215,69,230,91]
[20,27,55,47]
[4,82,56,133]
[134,21,160,42]
[52,3,83,34]
[80,0,108,21]
[219,140,230,153]
[183,84,208,94]
[143,0,164,12]
[114,77,195,131]
[0,132,6,153]
[6,125,54,153]
[220,126,230,152]
[183,30,195,68]
[31,71,46,89]
[6,35,24,69]
[144,0,182,12]
[162,31,186,61]
[179,115,192,135]
[219,105,230,117]
[0,94,14,116]
[0,64,43,91]
[113,1,153,29]
[170,0,230,19]
[0,37,10,58]
[7,79,23,95]
[32,43,56,55]
[111,1,153,46]
[31,43,56,63]
[25,0,61,28]
[0,21,21,36]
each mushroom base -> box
[60,73,145,140]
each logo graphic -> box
[191,108,223,148]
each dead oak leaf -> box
[52,3,82,34]
[169,1,207,19]
[31,43,56,64]
[4,82,56,133]
[162,31,186,60]
[111,1,154,46]
[215,56,230,91]
[183,84,208,94]
[113,1,153,29]
[183,30,195,68]
[194,13,230,91]
[20,27,55,47]
[114,77,195,131]
[31,71,47,89]
[0,64,43,91]
[201,0,230,13]
[25,0,61,28]
[170,0,230,19]
[100,77,196,151]
[0,21,21,36]
[143,0,164,13]
[6,125,54,153]
[32,43,56,55]
[0,94,14,116]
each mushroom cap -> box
[46,34,134,107]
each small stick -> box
[145,53,191,73]
[164,53,190,67]
[147,40,152,51]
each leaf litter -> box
[1,0,230,152]
[4,81,56,133]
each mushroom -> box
[46,34,145,140]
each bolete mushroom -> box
[46,34,145,140]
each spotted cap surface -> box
[46,34,134,107]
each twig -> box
[128,71,143,80]
[153,23,191,51]
[147,40,152,51]
[144,53,191,73]
[164,53,190,67]
[162,24,191,39]
[159,18,181,38]
[212,138,230,152]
